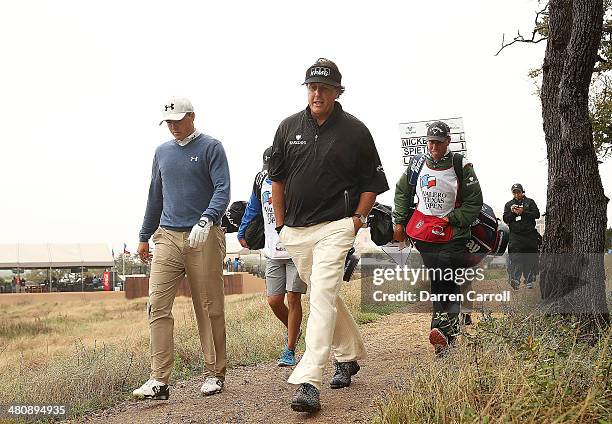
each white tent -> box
[0,243,114,269]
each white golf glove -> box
[188,217,212,248]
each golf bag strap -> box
[452,152,464,204]
[406,154,426,208]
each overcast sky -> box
[1,0,611,254]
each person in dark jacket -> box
[393,121,483,356]
[503,183,540,289]
[269,58,389,413]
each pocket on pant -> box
[345,217,357,237]
[151,227,162,243]
[279,226,289,244]
[185,237,204,252]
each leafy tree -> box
[499,0,610,326]
[501,0,612,159]
[113,253,149,276]
[24,269,49,283]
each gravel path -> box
[75,312,431,424]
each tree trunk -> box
[540,0,610,325]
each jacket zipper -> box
[344,189,350,217]
[312,120,319,155]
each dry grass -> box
[9,276,609,424]
[372,309,612,424]
[0,280,372,419]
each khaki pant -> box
[280,217,366,390]
[148,226,226,384]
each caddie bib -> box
[260,178,291,259]
[406,163,459,243]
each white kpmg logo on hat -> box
[310,67,331,77]
[159,97,194,125]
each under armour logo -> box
[164,103,175,111]
[190,156,198,162]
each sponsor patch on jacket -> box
[289,134,307,145]
[420,174,436,189]
[466,175,479,187]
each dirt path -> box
[76,312,432,424]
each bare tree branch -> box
[495,31,548,56]
[495,5,550,56]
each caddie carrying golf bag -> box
[401,153,509,266]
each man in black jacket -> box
[269,58,389,413]
[503,183,540,289]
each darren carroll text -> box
[371,290,512,303]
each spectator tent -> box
[0,244,114,269]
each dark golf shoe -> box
[291,383,321,413]
[330,360,360,389]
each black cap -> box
[426,121,451,141]
[303,58,343,88]
[511,183,524,193]
[262,146,272,171]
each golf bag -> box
[222,201,247,233]
[244,213,265,250]
[368,202,394,246]
[464,203,509,267]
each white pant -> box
[280,217,367,389]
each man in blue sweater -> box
[133,97,231,400]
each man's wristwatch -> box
[197,217,210,228]
[353,213,367,226]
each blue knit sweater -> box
[139,134,231,242]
